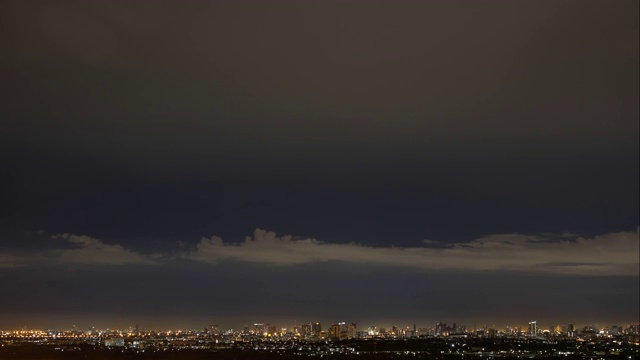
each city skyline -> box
[4,317,638,337]
[1,0,638,332]
[3,320,638,359]
[4,318,638,336]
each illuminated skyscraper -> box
[349,322,357,339]
[207,324,219,336]
[528,321,537,335]
[254,323,266,335]
[334,322,356,339]
[329,324,340,340]
[267,325,277,335]
[311,322,321,336]
[301,323,311,337]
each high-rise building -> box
[254,323,266,335]
[311,322,321,336]
[528,321,537,336]
[208,324,219,336]
[267,325,277,335]
[335,322,356,339]
[301,324,311,337]
[368,326,378,336]
[329,324,341,340]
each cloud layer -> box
[51,234,157,265]
[0,234,156,267]
[187,229,639,276]
[0,253,28,268]
[1,229,637,276]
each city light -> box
[1,320,638,358]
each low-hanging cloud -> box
[52,234,157,266]
[0,253,28,268]
[187,228,639,276]
[2,230,637,274]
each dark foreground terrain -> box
[0,344,636,360]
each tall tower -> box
[528,321,537,335]
[329,324,341,340]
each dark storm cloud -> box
[0,0,637,241]
[2,0,637,155]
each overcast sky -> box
[0,0,638,331]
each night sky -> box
[1,0,638,331]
